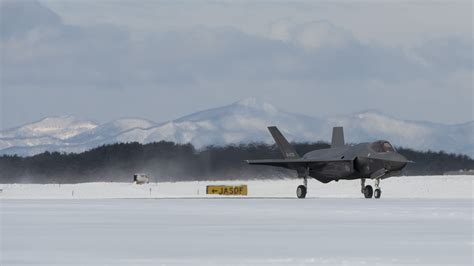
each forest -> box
[0,141,472,183]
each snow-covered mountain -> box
[111,98,324,148]
[0,116,98,153]
[0,115,97,140]
[67,118,156,144]
[1,98,472,157]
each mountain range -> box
[1,98,472,157]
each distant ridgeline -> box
[0,141,472,183]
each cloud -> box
[1,0,472,129]
[415,36,473,72]
[269,19,355,50]
[1,0,132,88]
[2,1,470,87]
[0,0,61,40]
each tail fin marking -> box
[267,126,300,159]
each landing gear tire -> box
[363,185,373,199]
[296,185,307,199]
[374,189,382,199]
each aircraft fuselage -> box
[247,126,410,198]
[301,142,408,183]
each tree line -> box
[0,141,472,183]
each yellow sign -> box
[206,185,248,196]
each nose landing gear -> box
[374,178,382,199]
[361,178,382,199]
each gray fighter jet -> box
[246,126,410,199]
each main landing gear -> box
[296,177,308,199]
[296,168,309,199]
[361,178,382,199]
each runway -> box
[1,198,472,265]
[1,175,472,199]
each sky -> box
[0,0,472,130]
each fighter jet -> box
[246,126,410,199]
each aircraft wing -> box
[245,158,353,168]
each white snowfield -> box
[1,176,473,266]
[0,175,472,199]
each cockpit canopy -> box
[370,140,395,153]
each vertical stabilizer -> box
[331,127,345,148]
[267,126,300,159]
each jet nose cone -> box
[391,153,409,170]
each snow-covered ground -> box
[0,175,472,199]
[1,176,473,265]
[1,198,473,265]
